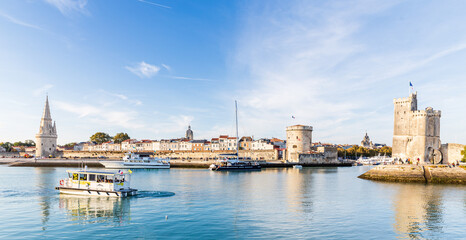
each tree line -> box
[61,132,131,148]
[337,145,392,159]
[462,146,466,162]
[0,140,35,152]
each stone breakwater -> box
[358,165,466,184]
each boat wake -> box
[134,191,175,198]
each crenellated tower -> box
[392,92,442,163]
[35,96,58,158]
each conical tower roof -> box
[42,95,51,120]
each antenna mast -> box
[235,100,239,160]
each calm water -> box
[0,165,465,239]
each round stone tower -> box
[286,125,313,162]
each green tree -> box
[64,142,77,148]
[90,132,112,144]
[113,132,130,144]
[1,142,13,152]
[461,146,466,163]
[24,140,35,146]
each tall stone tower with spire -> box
[35,96,57,158]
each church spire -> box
[42,95,51,120]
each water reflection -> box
[284,168,314,215]
[35,168,56,230]
[59,195,131,225]
[393,184,444,239]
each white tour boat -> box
[100,152,170,169]
[55,169,137,197]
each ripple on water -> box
[133,191,175,198]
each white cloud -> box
[98,90,143,106]
[138,0,171,9]
[0,11,43,30]
[169,76,213,82]
[45,0,88,15]
[232,1,401,143]
[55,101,144,129]
[126,61,161,78]
[161,64,171,71]
[33,84,54,96]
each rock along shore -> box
[358,165,466,184]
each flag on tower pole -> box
[409,81,414,94]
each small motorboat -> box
[55,169,137,197]
[293,165,303,169]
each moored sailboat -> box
[209,101,261,171]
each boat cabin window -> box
[79,174,87,181]
[72,173,78,180]
[97,175,105,183]
[89,174,96,181]
[115,175,125,183]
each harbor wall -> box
[0,152,20,158]
[60,149,279,161]
[359,165,466,184]
[440,143,465,164]
[298,147,338,164]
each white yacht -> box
[55,169,137,197]
[101,152,170,169]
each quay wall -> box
[441,143,465,164]
[60,150,279,161]
[5,158,351,168]
[359,165,466,184]
[0,152,20,158]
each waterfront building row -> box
[74,135,284,153]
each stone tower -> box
[392,92,442,163]
[185,125,193,140]
[286,125,313,162]
[35,96,57,158]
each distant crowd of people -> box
[393,157,462,167]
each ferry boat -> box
[209,101,261,172]
[55,169,137,197]
[100,152,170,169]
[209,156,262,171]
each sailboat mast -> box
[235,100,239,160]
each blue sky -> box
[1,0,465,145]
